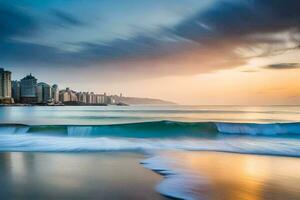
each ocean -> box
[0,105,300,199]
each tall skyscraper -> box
[36,82,51,103]
[12,81,21,103]
[51,84,59,103]
[20,74,37,104]
[0,68,12,98]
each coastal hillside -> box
[116,96,176,105]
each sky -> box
[1,0,300,105]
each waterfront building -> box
[59,87,77,103]
[104,93,112,104]
[69,89,78,102]
[70,92,78,102]
[51,84,59,103]
[77,92,82,103]
[96,95,101,104]
[36,82,51,103]
[0,68,12,98]
[90,92,97,104]
[59,88,70,102]
[86,92,91,104]
[96,94,106,104]
[77,92,87,104]
[20,74,37,104]
[12,81,21,103]
[103,93,108,104]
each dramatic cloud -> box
[0,3,37,41]
[172,0,300,54]
[1,0,300,78]
[265,63,300,70]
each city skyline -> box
[1,0,300,105]
[0,67,124,105]
[1,67,175,105]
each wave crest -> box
[1,121,300,137]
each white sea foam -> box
[67,126,94,137]
[142,153,209,200]
[0,133,299,157]
[216,122,300,135]
[0,126,29,134]
[0,130,299,200]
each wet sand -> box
[0,152,165,200]
[152,151,300,200]
[1,151,300,200]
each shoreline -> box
[0,150,299,200]
[143,151,300,200]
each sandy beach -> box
[0,152,165,200]
[145,151,300,200]
[1,151,299,200]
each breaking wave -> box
[0,121,299,156]
[1,121,300,137]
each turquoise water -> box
[1,105,300,125]
[0,105,299,155]
[1,105,300,200]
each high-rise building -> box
[96,94,106,104]
[59,87,77,103]
[59,88,70,102]
[36,83,43,103]
[59,90,70,102]
[36,82,51,103]
[12,81,21,103]
[103,93,112,104]
[70,91,78,102]
[20,74,37,104]
[51,84,59,103]
[90,92,97,104]
[86,92,91,104]
[77,92,87,104]
[0,68,12,98]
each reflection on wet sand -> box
[0,152,165,200]
[163,151,300,200]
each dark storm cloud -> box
[173,0,300,43]
[51,9,85,26]
[0,3,37,41]
[265,63,300,70]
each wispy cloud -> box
[51,9,85,27]
[241,70,258,73]
[265,63,300,70]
